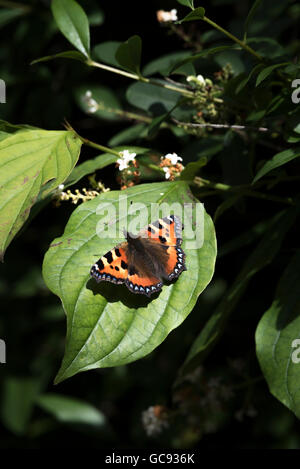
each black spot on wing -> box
[115,248,121,257]
[104,251,113,264]
[121,260,128,270]
[159,236,167,243]
[129,266,139,276]
[97,259,104,271]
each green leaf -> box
[176,0,195,9]
[143,52,196,77]
[93,41,121,68]
[213,193,243,222]
[177,7,205,23]
[31,50,87,65]
[255,62,289,86]
[51,0,90,58]
[147,104,178,137]
[108,124,148,146]
[181,206,300,374]
[170,46,236,73]
[256,250,300,418]
[252,147,300,184]
[115,35,142,76]
[214,50,246,76]
[65,146,149,188]
[1,377,40,435]
[244,0,263,40]
[42,181,217,383]
[0,126,82,260]
[36,393,106,427]
[126,82,192,121]
[180,157,207,181]
[235,64,264,94]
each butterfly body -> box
[90,215,186,297]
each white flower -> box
[84,90,99,113]
[58,184,64,191]
[163,167,171,179]
[117,150,136,171]
[186,75,206,87]
[157,9,178,23]
[88,102,98,113]
[196,74,206,86]
[164,152,183,165]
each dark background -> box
[0,0,300,449]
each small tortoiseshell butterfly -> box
[90,215,186,297]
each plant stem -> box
[86,59,194,98]
[80,137,121,157]
[195,177,294,205]
[172,118,269,133]
[203,16,264,62]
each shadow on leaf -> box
[86,278,159,309]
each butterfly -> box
[90,215,186,297]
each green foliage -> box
[1,0,300,450]
[256,251,300,418]
[0,123,82,259]
[115,35,143,76]
[51,0,90,58]
[43,182,217,382]
[177,7,206,24]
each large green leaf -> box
[43,181,217,383]
[256,251,300,418]
[181,205,300,374]
[0,126,82,260]
[51,0,90,58]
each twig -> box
[172,118,269,133]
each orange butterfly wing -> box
[141,215,186,281]
[91,215,186,297]
[90,244,128,284]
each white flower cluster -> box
[117,150,137,171]
[161,152,183,180]
[156,9,178,23]
[84,90,99,114]
[141,406,169,437]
